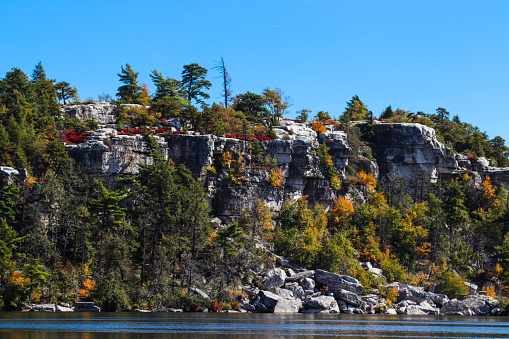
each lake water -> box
[0,312,508,338]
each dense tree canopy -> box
[181,63,211,106]
[0,62,509,312]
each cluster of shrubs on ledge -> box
[63,131,88,144]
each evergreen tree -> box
[30,62,61,126]
[233,91,269,122]
[116,64,141,103]
[340,95,369,123]
[181,63,211,105]
[0,68,32,121]
[55,81,79,104]
[150,70,188,118]
[380,105,394,120]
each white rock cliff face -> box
[64,103,509,217]
[372,122,509,190]
[64,102,117,124]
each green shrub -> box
[379,251,408,283]
[434,269,468,300]
[95,276,131,312]
[165,289,208,312]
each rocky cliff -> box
[63,103,509,218]
[372,122,509,191]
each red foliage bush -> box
[209,300,222,312]
[63,130,87,144]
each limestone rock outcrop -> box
[63,103,509,218]
[64,102,116,124]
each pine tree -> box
[30,62,61,124]
[181,63,211,105]
[340,95,369,122]
[116,64,141,103]
[55,81,79,104]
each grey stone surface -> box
[314,269,364,295]
[440,299,472,316]
[259,290,280,308]
[273,298,302,313]
[56,305,74,312]
[268,287,295,299]
[385,308,397,315]
[63,102,116,124]
[462,295,499,315]
[286,270,315,282]
[262,268,287,290]
[287,284,305,299]
[303,295,340,313]
[334,288,365,307]
[31,304,56,312]
[301,277,315,291]
[464,282,478,295]
[190,287,210,300]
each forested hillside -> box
[1,62,509,312]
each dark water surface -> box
[0,312,508,338]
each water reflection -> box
[0,313,508,338]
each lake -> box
[0,312,508,338]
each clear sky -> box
[2,0,509,143]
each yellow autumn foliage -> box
[269,168,284,187]
[356,171,377,193]
[311,120,327,133]
[221,151,232,168]
[329,196,354,228]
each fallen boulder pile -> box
[237,267,501,315]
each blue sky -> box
[2,0,509,143]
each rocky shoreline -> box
[26,267,501,316]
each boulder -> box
[314,269,363,294]
[396,283,448,307]
[190,287,210,300]
[286,283,305,299]
[440,299,472,316]
[31,304,56,312]
[369,267,383,277]
[268,287,295,299]
[259,290,280,308]
[255,303,269,313]
[242,285,260,298]
[303,295,340,313]
[336,299,348,311]
[464,282,478,295]
[400,305,427,315]
[428,293,449,308]
[301,277,315,291]
[462,295,499,315]
[274,298,302,313]
[385,308,397,315]
[262,268,286,289]
[397,285,430,303]
[285,270,315,282]
[56,305,74,312]
[242,304,256,312]
[416,301,439,315]
[73,302,101,312]
[334,288,365,307]
[167,308,183,312]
